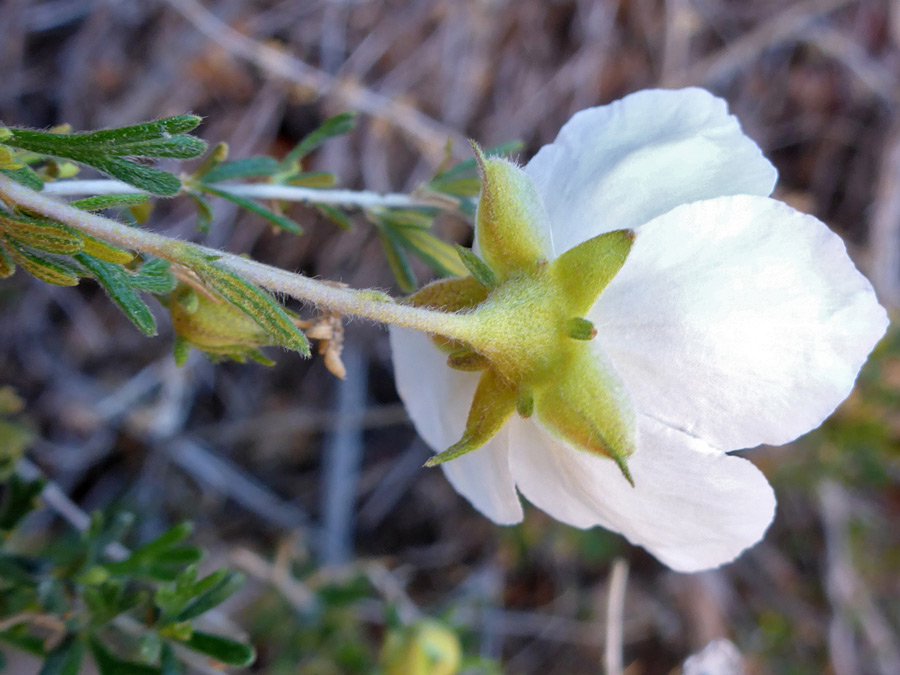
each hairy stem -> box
[0,174,476,341]
[40,178,441,209]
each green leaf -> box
[285,170,335,188]
[0,214,84,255]
[283,112,356,166]
[0,420,35,478]
[83,116,202,142]
[126,258,176,294]
[0,165,43,190]
[185,192,214,233]
[200,185,303,235]
[38,635,84,675]
[182,631,255,667]
[104,522,193,577]
[315,204,352,230]
[159,645,182,675]
[398,227,468,277]
[84,157,182,197]
[0,475,46,532]
[375,208,436,229]
[3,116,205,196]
[75,254,157,336]
[78,233,135,265]
[70,194,150,211]
[378,228,417,293]
[175,571,244,622]
[2,237,81,286]
[90,636,161,675]
[201,157,280,183]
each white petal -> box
[524,88,778,254]
[388,327,523,524]
[593,195,889,451]
[508,416,776,572]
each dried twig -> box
[164,0,467,162]
[604,557,629,675]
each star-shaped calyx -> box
[405,144,637,483]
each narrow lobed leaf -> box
[75,254,157,336]
[70,193,151,212]
[455,245,497,288]
[283,112,356,166]
[3,236,81,286]
[378,228,417,293]
[79,233,135,265]
[200,185,303,234]
[127,258,176,294]
[192,260,310,356]
[0,214,83,255]
[0,165,44,190]
[182,631,255,667]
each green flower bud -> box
[380,621,462,675]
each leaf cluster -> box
[0,199,176,337]
[0,485,255,674]
[0,116,206,196]
[185,112,357,235]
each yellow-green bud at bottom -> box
[380,621,462,675]
[166,284,276,366]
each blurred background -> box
[2,0,900,673]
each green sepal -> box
[516,390,534,418]
[404,275,488,311]
[446,347,489,371]
[405,276,489,354]
[566,317,597,341]
[455,245,497,289]
[472,142,550,279]
[425,369,517,466]
[533,344,635,485]
[549,229,634,315]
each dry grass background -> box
[2,0,900,673]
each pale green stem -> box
[41,178,438,209]
[0,174,477,341]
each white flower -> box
[389,88,889,572]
